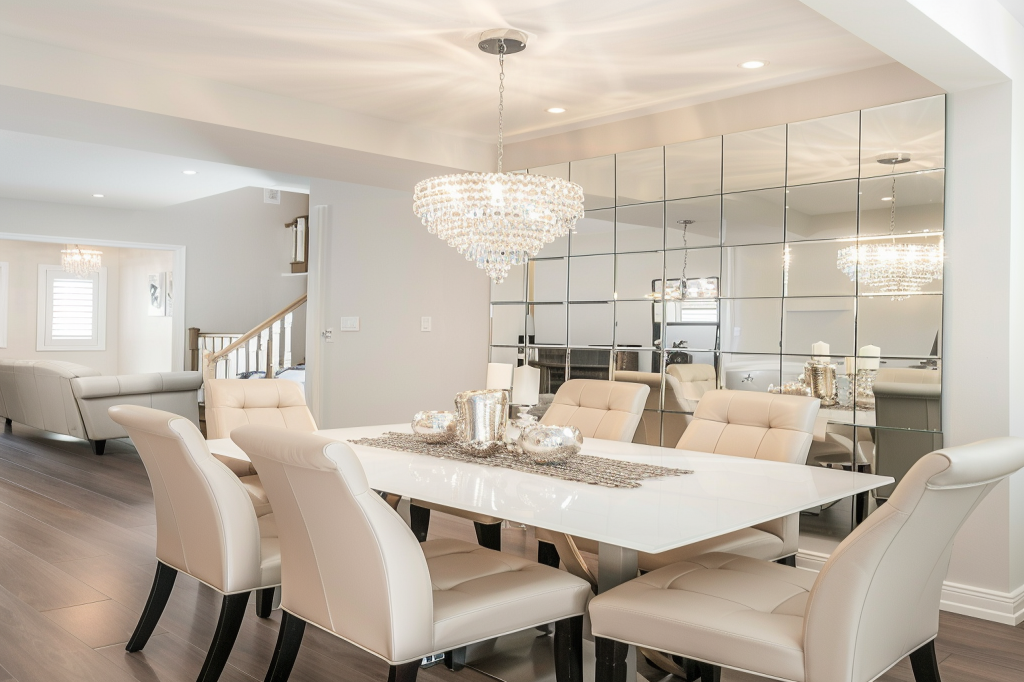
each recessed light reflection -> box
[546,107,566,114]
[182,170,197,175]
[881,197,893,201]
[93,194,104,198]
[740,60,767,69]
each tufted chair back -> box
[231,426,434,663]
[205,379,316,439]
[803,437,1024,682]
[675,390,819,463]
[108,405,264,593]
[541,379,649,442]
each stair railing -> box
[191,293,307,382]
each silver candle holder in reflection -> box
[454,389,508,456]
[804,360,839,407]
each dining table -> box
[208,423,893,682]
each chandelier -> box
[61,244,103,278]
[836,166,942,300]
[412,29,585,283]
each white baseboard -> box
[796,548,1024,625]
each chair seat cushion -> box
[411,500,503,526]
[213,452,256,477]
[423,538,590,652]
[589,553,812,682]
[239,474,273,517]
[257,513,281,587]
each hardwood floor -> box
[0,423,1021,682]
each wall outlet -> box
[340,317,360,332]
[421,316,432,332]
[323,328,334,343]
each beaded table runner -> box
[348,432,692,489]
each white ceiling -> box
[0,129,309,209]
[0,0,893,142]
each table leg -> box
[597,543,638,681]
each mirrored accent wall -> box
[490,95,945,459]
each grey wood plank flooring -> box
[0,422,1021,682]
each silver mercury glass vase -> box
[454,389,508,456]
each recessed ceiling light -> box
[740,60,767,69]
[881,196,893,201]
[546,107,566,114]
[182,170,197,175]
[93,194,104,198]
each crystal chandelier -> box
[412,29,585,283]
[61,244,103,278]
[836,170,942,300]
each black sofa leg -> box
[126,562,177,652]
[256,587,276,618]
[595,637,629,682]
[90,439,106,455]
[474,521,502,551]
[197,591,250,682]
[538,540,560,568]
[444,647,466,672]
[697,663,721,682]
[410,504,430,542]
[264,611,306,682]
[387,660,420,682]
[909,640,942,682]
[554,616,584,682]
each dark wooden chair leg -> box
[474,521,502,551]
[410,504,430,543]
[444,647,466,672]
[90,439,106,455]
[595,637,629,682]
[126,562,177,652]
[387,660,421,682]
[538,540,560,568]
[909,640,941,682]
[676,656,701,682]
[256,587,276,618]
[775,555,796,567]
[697,662,721,682]
[264,611,306,682]
[197,591,251,682]
[554,616,584,682]
[4,417,11,428]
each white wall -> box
[307,179,489,428]
[118,248,174,373]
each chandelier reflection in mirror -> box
[61,244,103,278]
[837,160,942,300]
[412,29,585,283]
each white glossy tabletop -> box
[209,424,892,555]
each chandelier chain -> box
[888,174,897,241]
[497,41,505,174]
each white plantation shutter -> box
[38,265,106,350]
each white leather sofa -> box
[0,359,202,455]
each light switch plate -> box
[340,317,360,332]
[421,316,432,332]
[323,328,334,343]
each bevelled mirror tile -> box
[723,125,786,193]
[859,170,944,237]
[857,294,942,357]
[528,162,570,181]
[721,244,784,298]
[664,304,720,352]
[532,347,567,395]
[723,188,785,245]
[720,299,782,353]
[785,179,858,241]
[634,409,664,446]
[490,345,520,366]
[569,302,614,347]
[787,111,860,185]
[616,203,664,253]
[665,246,721,284]
[617,147,664,206]
[570,155,615,210]
[861,95,945,178]
[666,196,721,248]
[783,297,855,356]
[854,233,944,296]
[666,136,722,200]
[785,240,856,297]
[720,353,781,391]
[532,303,568,346]
[491,303,525,346]
[528,258,568,302]
[571,208,615,255]
[568,254,614,301]
[615,300,660,349]
[616,251,664,301]
[491,263,526,302]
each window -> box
[37,265,106,350]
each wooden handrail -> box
[208,294,307,363]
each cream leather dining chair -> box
[108,405,281,682]
[412,379,650,552]
[590,437,1024,682]
[230,426,592,682]
[204,378,317,517]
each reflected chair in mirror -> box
[108,405,281,682]
[869,381,942,504]
[230,426,592,682]
[590,437,1024,682]
[204,378,317,518]
[615,363,716,447]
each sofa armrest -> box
[71,372,202,441]
[72,372,203,400]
